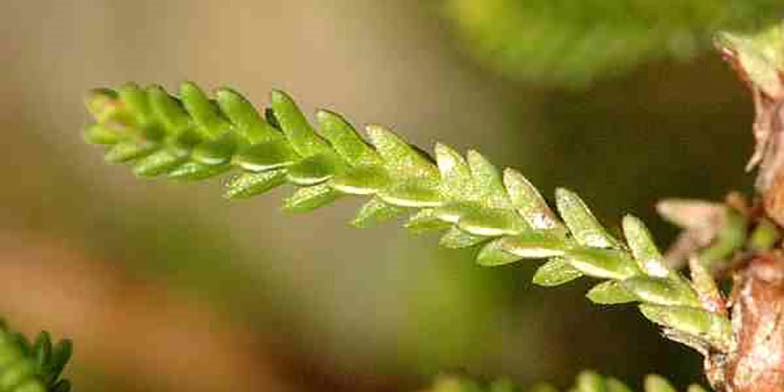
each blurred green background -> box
[1,1,779,391]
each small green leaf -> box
[564,248,640,280]
[271,89,332,156]
[233,139,300,172]
[366,125,439,183]
[331,166,390,195]
[457,208,528,237]
[118,82,153,125]
[216,87,281,144]
[132,149,186,177]
[378,182,443,208]
[286,152,344,186]
[639,304,733,352]
[169,128,202,152]
[224,170,286,199]
[688,257,725,314]
[435,143,473,201]
[404,209,451,233]
[147,85,191,135]
[191,135,237,165]
[82,125,120,145]
[643,375,676,392]
[532,258,583,287]
[180,82,230,139]
[439,226,486,249]
[351,198,404,228]
[85,88,122,124]
[500,232,569,258]
[503,169,565,232]
[556,188,620,248]
[316,110,381,166]
[686,385,709,392]
[586,281,638,305]
[623,277,700,307]
[467,150,511,209]
[104,142,157,163]
[168,162,230,181]
[622,215,669,277]
[476,239,522,266]
[283,184,341,213]
[434,202,476,223]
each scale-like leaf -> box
[271,89,332,156]
[587,281,637,305]
[564,248,640,280]
[233,139,300,172]
[476,239,522,266]
[148,85,191,135]
[283,184,341,213]
[440,227,486,249]
[503,169,565,232]
[286,152,344,185]
[556,188,620,248]
[623,215,669,277]
[622,277,699,308]
[133,149,186,177]
[351,198,404,228]
[532,258,583,287]
[180,82,230,139]
[500,232,569,259]
[331,166,390,195]
[316,110,381,166]
[224,170,286,199]
[215,88,281,143]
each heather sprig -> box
[83,82,735,358]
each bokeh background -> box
[2,1,782,391]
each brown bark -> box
[725,253,784,392]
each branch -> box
[83,82,734,360]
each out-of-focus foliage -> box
[423,371,708,392]
[0,322,71,392]
[444,0,784,87]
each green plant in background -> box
[5,16,779,392]
[424,371,709,392]
[444,0,784,87]
[0,322,72,392]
